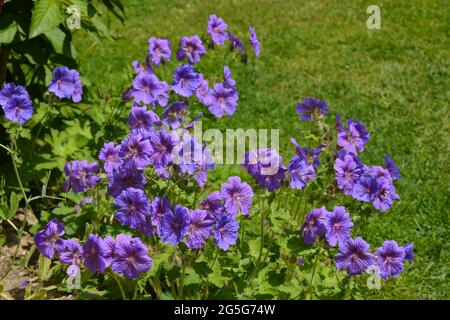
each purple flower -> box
[63,160,101,193]
[384,154,401,180]
[335,237,374,276]
[196,74,212,105]
[336,113,345,133]
[0,83,29,107]
[376,240,405,279]
[296,257,305,266]
[148,37,171,66]
[19,280,30,288]
[172,64,200,97]
[138,215,155,237]
[150,196,172,234]
[228,31,245,53]
[186,210,214,249]
[66,264,80,277]
[352,175,379,202]
[223,66,236,89]
[337,118,370,154]
[221,176,254,217]
[290,138,324,169]
[176,35,206,64]
[174,133,214,184]
[119,134,153,171]
[34,218,65,259]
[112,235,152,279]
[162,101,188,129]
[199,191,224,219]
[99,142,123,174]
[214,213,239,251]
[83,234,107,274]
[48,66,82,102]
[114,187,151,230]
[370,165,392,182]
[160,205,190,245]
[255,163,287,192]
[324,206,353,247]
[128,105,160,134]
[103,236,117,266]
[288,156,316,189]
[249,26,260,57]
[301,207,327,244]
[243,149,287,192]
[403,243,414,262]
[148,129,179,168]
[207,83,238,118]
[59,239,83,266]
[108,170,147,198]
[131,72,169,106]
[2,95,33,125]
[334,151,363,195]
[207,14,228,45]
[373,177,400,212]
[295,98,328,121]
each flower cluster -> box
[1,65,84,126]
[37,32,260,276]
[35,219,152,279]
[334,114,401,211]
[301,206,413,278]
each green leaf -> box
[0,13,18,44]
[29,0,63,39]
[0,204,8,221]
[52,206,75,215]
[0,234,6,247]
[8,192,21,219]
[44,27,77,58]
[38,254,52,281]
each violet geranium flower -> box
[186,210,214,249]
[206,83,238,118]
[207,14,228,45]
[112,235,152,279]
[99,142,123,174]
[301,207,327,244]
[172,64,200,97]
[176,35,206,64]
[295,97,328,121]
[114,187,151,230]
[83,234,107,274]
[214,213,239,251]
[376,240,406,279]
[221,176,254,217]
[48,66,83,102]
[34,218,65,259]
[323,206,354,247]
[160,205,190,245]
[148,37,171,66]
[335,237,374,276]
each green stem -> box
[307,244,321,299]
[247,195,272,281]
[29,94,53,158]
[239,215,246,249]
[293,189,304,219]
[113,273,127,300]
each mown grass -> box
[74,0,449,299]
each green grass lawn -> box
[74,0,449,299]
